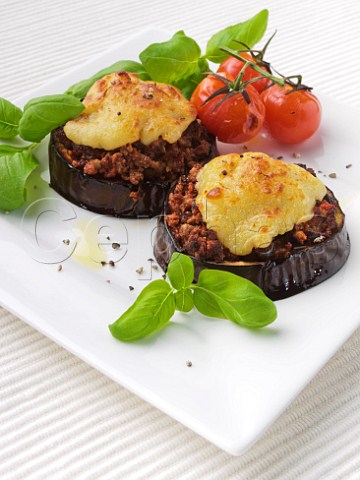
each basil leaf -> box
[193,270,277,328]
[174,288,194,313]
[0,98,22,140]
[167,252,194,290]
[0,144,29,155]
[109,280,175,341]
[139,31,201,84]
[174,57,210,99]
[0,150,38,211]
[205,9,269,63]
[66,60,150,99]
[18,94,84,143]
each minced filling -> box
[165,164,341,263]
[53,120,216,186]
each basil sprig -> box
[205,9,269,63]
[109,280,175,342]
[174,289,194,313]
[137,10,268,98]
[0,149,38,210]
[139,31,202,85]
[0,98,23,139]
[0,144,29,155]
[193,270,277,328]
[109,253,277,342]
[0,93,84,211]
[167,251,194,289]
[19,94,84,142]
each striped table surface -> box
[1,0,360,478]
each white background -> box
[1,0,360,478]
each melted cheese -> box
[64,72,196,150]
[195,153,327,256]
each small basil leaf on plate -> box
[139,31,201,84]
[167,252,194,290]
[18,94,84,143]
[174,288,194,313]
[109,280,175,341]
[66,60,150,99]
[0,98,23,140]
[193,269,277,328]
[0,150,38,211]
[205,9,269,63]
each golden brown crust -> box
[64,72,197,150]
[195,153,327,256]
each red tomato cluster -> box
[190,54,321,145]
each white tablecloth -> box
[1,0,360,478]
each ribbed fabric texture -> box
[1,0,360,478]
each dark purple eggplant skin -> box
[49,128,218,218]
[49,134,169,218]
[154,212,351,301]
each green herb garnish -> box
[0,98,22,139]
[0,93,83,210]
[193,269,277,328]
[109,279,175,342]
[205,9,269,63]
[139,31,202,85]
[0,149,38,210]
[109,253,277,342]
[19,94,85,142]
[0,98,23,139]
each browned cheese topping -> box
[195,153,326,256]
[64,72,197,150]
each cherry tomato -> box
[261,83,321,144]
[217,52,271,93]
[190,74,265,144]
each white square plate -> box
[1,28,359,455]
